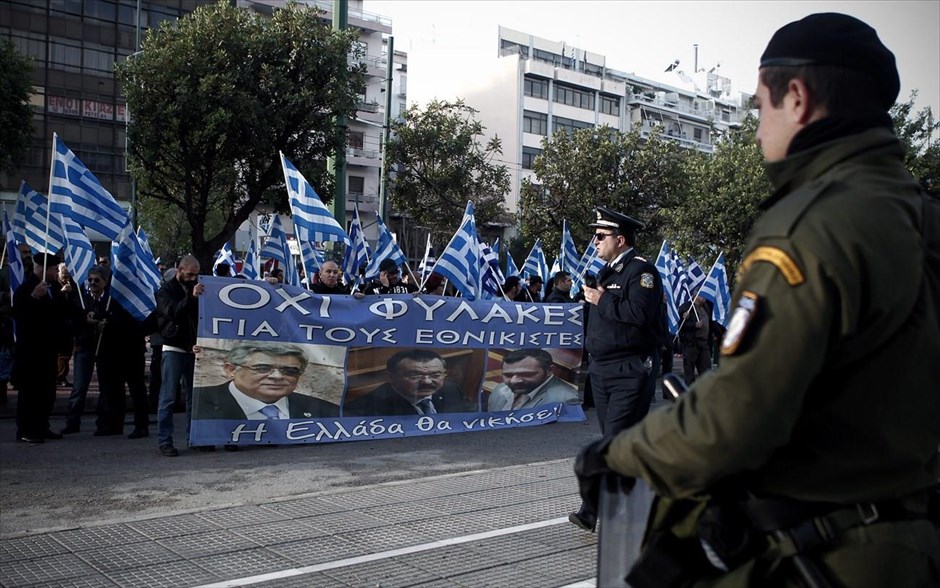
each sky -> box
[365,1,940,116]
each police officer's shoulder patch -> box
[721,291,759,356]
[640,273,655,289]
[740,246,804,286]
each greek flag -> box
[3,212,24,297]
[654,241,681,335]
[136,227,155,262]
[523,239,548,282]
[697,253,732,327]
[213,242,236,276]
[241,238,259,280]
[343,205,371,282]
[281,153,348,279]
[431,202,481,300]
[505,251,520,278]
[561,220,580,272]
[259,214,300,286]
[479,241,505,299]
[417,234,436,281]
[572,239,606,295]
[363,215,407,280]
[673,256,692,308]
[687,257,707,296]
[14,181,66,254]
[60,214,96,285]
[49,134,128,242]
[549,256,561,277]
[110,221,157,321]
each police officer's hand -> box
[582,285,605,305]
[574,436,615,513]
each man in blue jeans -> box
[155,255,204,457]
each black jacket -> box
[155,278,199,350]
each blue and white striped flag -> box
[572,239,606,295]
[14,181,66,254]
[431,202,481,300]
[110,221,157,321]
[505,251,520,278]
[363,215,407,280]
[561,220,580,272]
[213,242,236,276]
[417,234,437,281]
[673,256,692,308]
[281,153,349,279]
[686,257,707,296]
[259,214,300,287]
[549,256,561,277]
[60,214,96,285]
[523,239,549,297]
[697,253,732,327]
[654,241,681,335]
[137,227,155,262]
[3,212,24,297]
[49,134,128,242]
[241,238,260,280]
[479,241,505,300]
[343,205,371,282]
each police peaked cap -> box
[760,13,899,110]
[589,206,645,234]
[379,258,400,273]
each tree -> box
[667,115,769,273]
[891,91,939,195]
[0,39,34,177]
[519,126,689,258]
[116,1,366,271]
[385,99,510,241]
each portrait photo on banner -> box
[482,347,583,413]
[341,347,487,417]
[192,338,346,421]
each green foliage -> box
[519,126,689,257]
[0,39,34,177]
[666,115,769,274]
[891,91,940,195]
[385,99,511,241]
[116,0,366,270]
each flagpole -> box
[42,133,58,277]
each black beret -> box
[379,258,400,273]
[760,13,899,110]
[588,206,645,233]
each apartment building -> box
[0,0,402,251]
[457,26,751,229]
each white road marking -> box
[193,516,572,587]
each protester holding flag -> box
[678,295,713,384]
[12,253,71,444]
[362,259,417,295]
[569,207,663,532]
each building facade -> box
[1,0,403,256]
[458,26,751,225]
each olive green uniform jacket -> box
[605,127,940,585]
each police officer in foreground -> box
[568,207,663,532]
[575,13,939,587]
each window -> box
[524,76,548,100]
[348,130,364,150]
[49,40,83,72]
[552,116,592,136]
[523,110,547,136]
[522,147,541,170]
[553,83,594,110]
[694,127,705,143]
[348,176,365,195]
[600,95,619,116]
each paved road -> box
[0,383,672,586]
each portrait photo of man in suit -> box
[486,349,580,412]
[343,349,474,417]
[192,341,338,420]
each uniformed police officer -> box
[568,207,663,532]
[575,13,940,587]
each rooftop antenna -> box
[693,43,699,73]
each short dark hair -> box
[503,348,553,371]
[387,349,444,372]
[760,64,886,116]
[553,271,571,282]
[503,276,521,291]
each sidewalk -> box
[0,459,598,588]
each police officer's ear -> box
[786,77,824,125]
